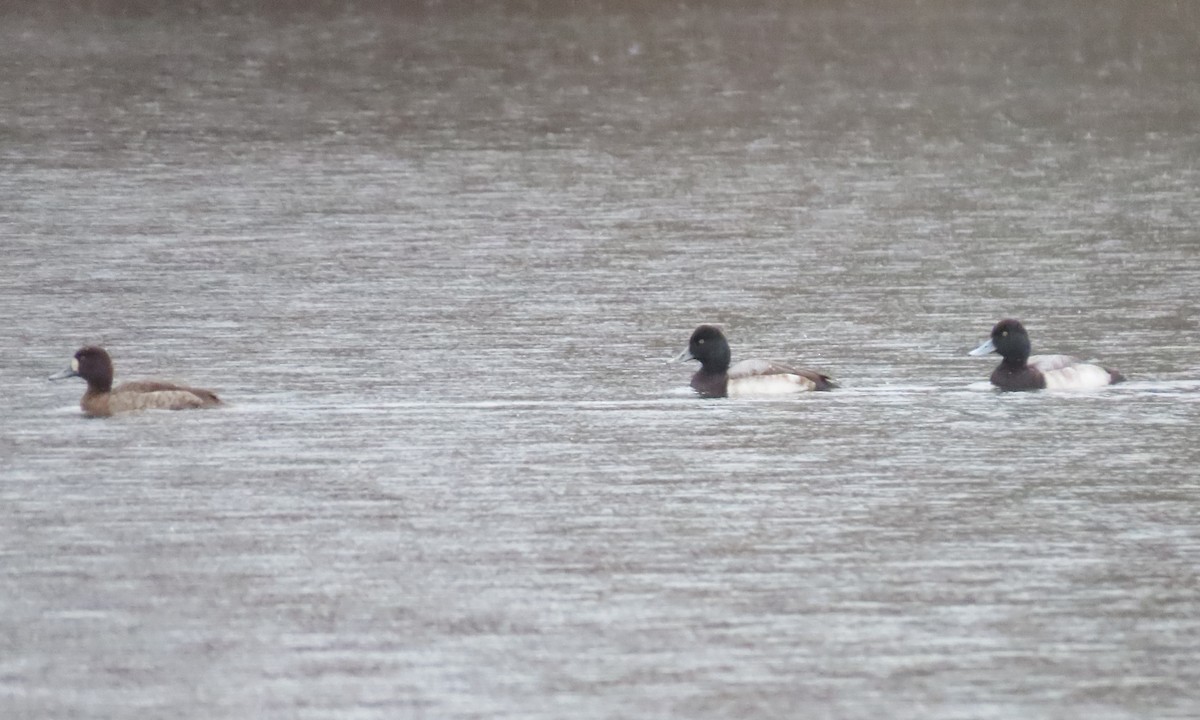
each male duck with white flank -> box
[970,319,1124,391]
[674,324,836,398]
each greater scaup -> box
[969,319,1124,391]
[673,324,836,398]
[50,346,222,417]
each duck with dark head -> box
[970,319,1124,391]
[50,346,222,417]
[674,324,836,398]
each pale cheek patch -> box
[727,374,816,398]
[71,357,79,372]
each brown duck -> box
[50,346,221,417]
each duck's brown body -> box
[52,346,221,417]
[80,381,221,417]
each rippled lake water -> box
[3,2,1199,718]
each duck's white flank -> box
[1041,362,1115,390]
[726,359,818,397]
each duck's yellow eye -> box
[1002,331,1008,336]
[698,339,705,344]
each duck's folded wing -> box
[1028,354,1080,372]
[113,381,221,410]
[727,359,836,393]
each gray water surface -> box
[3,2,1200,718]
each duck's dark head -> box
[50,346,115,391]
[970,319,1031,363]
[673,324,732,373]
